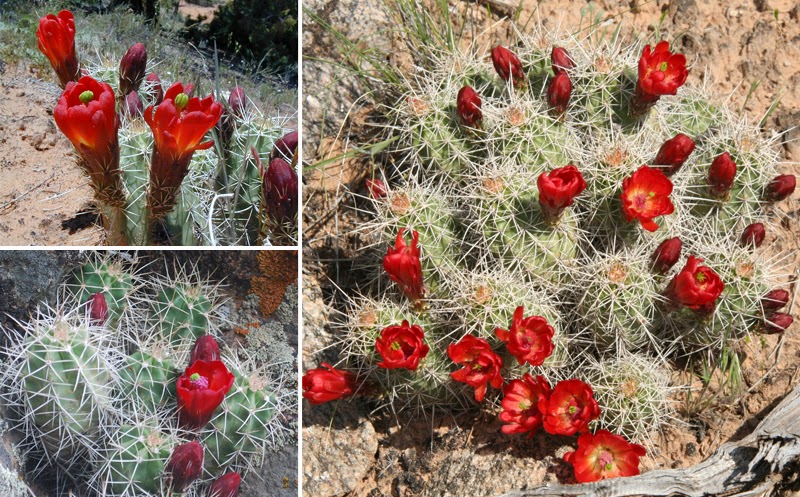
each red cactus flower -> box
[491,45,525,88]
[37,10,79,88]
[765,174,796,202]
[228,86,247,118]
[176,360,234,430]
[375,320,430,370]
[547,71,572,115]
[551,47,574,75]
[563,430,646,483]
[457,86,482,127]
[165,441,204,493]
[761,289,790,312]
[537,164,586,221]
[383,228,425,302]
[708,152,737,199]
[271,130,299,162]
[740,223,765,248]
[189,335,221,365]
[651,237,682,274]
[620,165,675,232]
[119,43,147,96]
[763,313,793,334]
[495,306,555,366]
[635,41,688,100]
[302,362,357,405]
[260,156,299,226]
[447,335,503,402]
[653,133,695,176]
[499,374,551,436]
[539,379,600,436]
[208,472,241,497]
[366,178,388,198]
[145,73,163,104]
[663,256,724,311]
[144,82,222,220]
[53,75,125,206]
[88,292,109,325]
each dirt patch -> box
[251,250,299,318]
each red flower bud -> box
[495,306,555,366]
[563,430,646,483]
[620,166,675,232]
[653,133,695,176]
[37,10,79,88]
[165,441,204,493]
[708,152,737,198]
[740,223,765,248]
[119,43,147,96]
[551,46,574,75]
[491,45,525,88]
[176,360,234,430]
[189,335,221,365]
[121,91,143,118]
[547,71,572,115]
[208,472,241,497]
[271,130,299,162]
[228,86,247,118]
[89,292,109,325]
[500,373,551,437]
[145,73,163,104]
[54,76,125,206]
[663,256,724,311]
[456,86,482,127]
[375,320,430,370]
[447,335,503,402]
[383,228,425,302]
[365,178,387,198]
[764,174,796,202]
[632,41,688,115]
[537,164,586,221]
[651,237,682,274]
[260,156,299,226]
[539,379,600,436]
[302,362,357,404]
[763,313,793,334]
[761,289,790,312]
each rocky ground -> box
[301,0,800,496]
[0,250,299,497]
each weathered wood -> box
[500,385,800,497]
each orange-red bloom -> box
[539,379,600,436]
[563,430,646,483]
[375,320,430,370]
[495,306,555,366]
[144,82,222,219]
[88,292,109,325]
[189,335,221,365]
[457,86,482,127]
[383,228,425,302]
[547,71,572,115]
[653,133,695,176]
[537,165,586,221]
[663,256,724,312]
[499,374,551,436]
[53,75,125,205]
[620,165,675,232]
[176,360,234,430]
[651,237,682,274]
[165,441,204,493]
[448,335,503,402]
[302,363,357,405]
[491,46,525,88]
[37,10,79,88]
[631,41,688,115]
[708,152,737,199]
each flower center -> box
[598,450,614,469]
[189,372,209,389]
[633,193,647,209]
[518,400,531,411]
[79,90,94,104]
[695,272,706,284]
[568,405,577,414]
[391,341,401,351]
[175,93,189,111]
[471,364,483,372]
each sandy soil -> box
[301,0,800,495]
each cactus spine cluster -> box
[0,254,292,496]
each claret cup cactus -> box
[305,19,797,484]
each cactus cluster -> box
[307,21,796,451]
[0,254,293,496]
[37,10,298,246]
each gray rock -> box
[240,444,299,497]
